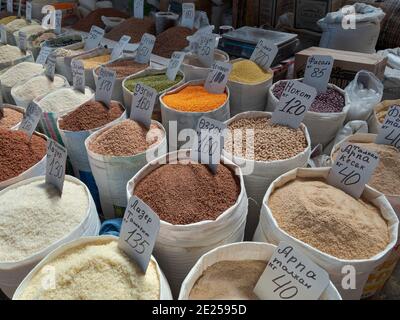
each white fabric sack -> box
[267,79,350,147]
[253,167,399,300]
[227,59,273,116]
[0,132,47,191]
[223,111,311,240]
[318,3,385,54]
[344,70,383,122]
[54,39,86,83]
[0,175,100,298]
[179,242,342,300]
[13,236,172,300]
[377,48,400,100]
[79,0,97,11]
[368,99,400,134]
[126,149,248,297]
[85,120,168,219]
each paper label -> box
[54,10,62,34]
[41,5,56,29]
[111,35,131,61]
[135,33,155,64]
[7,0,12,13]
[45,53,56,81]
[197,33,215,68]
[250,38,278,71]
[133,0,144,19]
[327,143,379,199]
[191,116,226,174]
[271,80,317,129]
[204,60,232,94]
[95,67,116,107]
[46,139,67,194]
[130,82,157,129]
[18,102,42,137]
[17,0,21,17]
[26,0,32,21]
[303,55,334,94]
[166,51,185,81]
[84,26,105,51]
[181,3,195,29]
[119,196,160,273]
[0,26,7,44]
[376,105,400,149]
[254,242,330,300]
[18,31,26,52]
[71,59,85,94]
[36,46,53,65]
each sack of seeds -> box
[368,99,400,134]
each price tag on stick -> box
[303,55,333,94]
[272,80,317,129]
[7,0,12,13]
[250,38,278,71]
[46,139,67,195]
[54,10,62,34]
[191,116,226,174]
[18,102,42,138]
[84,26,105,51]
[204,60,232,94]
[119,196,160,273]
[45,53,56,81]
[18,31,26,53]
[327,143,379,199]
[181,3,195,29]
[166,51,185,81]
[376,105,400,149]
[0,26,7,45]
[26,0,32,21]
[254,242,330,300]
[111,35,131,61]
[130,83,157,129]
[133,0,144,19]
[135,33,155,64]
[36,46,53,65]
[197,33,215,68]
[96,67,116,107]
[71,60,85,94]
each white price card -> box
[18,31,26,52]
[376,104,400,149]
[119,196,160,273]
[135,33,155,64]
[166,51,185,81]
[130,82,157,129]
[327,143,379,199]
[17,0,21,17]
[54,10,62,34]
[0,26,7,45]
[7,0,12,13]
[18,102,42,138]
[96,67,116,107]
[191,116,226,174]
[46,139,67,194]
[133,0,144,19]
[111,35,131,61]
[250,38,278,71]
[181,3,195,29]
[45,53,56,81]
[254,242,330,300]
[303,55,334,94]
[204,60,232,94]
[26,0,32,21]
[271,80,317,129]
[197,33,215,68]
[71,59,85,93]
[36,46,52,65]
[41,5,56,29]
[84,26,105,51]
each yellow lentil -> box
[229,59,273,84]
[82,54,111,69]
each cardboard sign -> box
[111,35,131,61]
[133,0,144,19]
[7,0,12,13]
[36,46,53,65]
[130,82,157,129]
[376,105,400,149]
[204,60,232,94]
[46,139,67,194]
[197,33,215,68]
[119,196,160,273]
[84,26,105,51]
[54,10,62,34]
[18,31,26,52]
[250,38,278,71]
[135,33,155,64]
[95,67,116,107]
[25,0,32,21]
[181,3,195,29]
[45,53,56,81]
[303,55,334,93]
[71,59,85,93]
[18,102,42,138]
[166,51,185,81]
[0,26,7,45]
[328,143,379,198]
[254,242,330,300]
[41,5,56,30]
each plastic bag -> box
[344,70,383,122]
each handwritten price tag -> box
[130,82,157,129]
[133,0,144,19]
[376,105,400,149]
[7,0,12,13]
[250,38,278,71]
[204,60,232,94]
[197,33,215,68]
[166,51,185,81]
[303,55,333,94]
[71,59,85,93]
[254,242,329,300]
[18,31,26,52]
[191,116,226,174]
[54,10,62,34]
[272,80,317,129]
[18,102,42,138]
[45,53,56,81]
[36,46,53,65]
[46,139,67,194]
[0,26,7,44]
[26,0,32,21]
[41,5,56,29]
[84,26,105,51]
[135,33,155,64]
[328,143,379,198]
[111,35,131,61]
[119,196,160,273]
[96,67,116,107]
[181,3,195,29]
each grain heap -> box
[125,74,183,93]
[229,60,273,84]
[153,26,195,58]
[96,60,148,79]
[81,54,111,69]
[0,45,25,63]
[0,106,23,129]
[105,17,156,43]
[0,62,44,89]
[72,8,129,32]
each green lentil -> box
[125,74,183,93]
